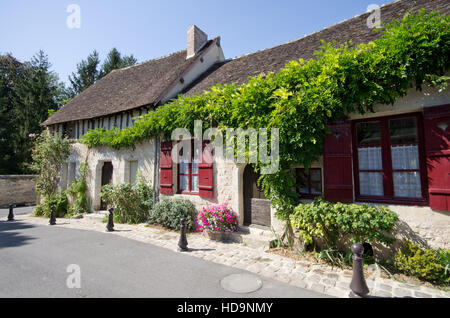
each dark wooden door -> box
[243,165,271,227]
[100,162,113,210]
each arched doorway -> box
[243,165,271,227]
[100,162,113,210]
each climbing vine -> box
[81,10,450,221]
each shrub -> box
[100,175,153,224]
[148,198,197,231]
[394,240,449,283]
[289,198,398,248]
[34,191,69,218]
[197,204,239,233]
[67,163,90,215]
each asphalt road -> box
[0,206,34,218]
[0,218,328,298]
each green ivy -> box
[81,11,449,221]
[67,162,90,215]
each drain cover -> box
[220,273,263,294]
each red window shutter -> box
[323,122,354,203]
[424,105,450,211]
[198,141,214,198]
[160,141,173,195]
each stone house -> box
[43,0,450,249]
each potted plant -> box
[197,204,238,241]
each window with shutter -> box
[324,122,354,203]
[198,141,214,198]
[160,141,173,195]
[424,105,450,211]
[352,113,428,205]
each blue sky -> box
[0,0,392,85]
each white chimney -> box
[187,25,208,59]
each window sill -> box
[355,196,429,207]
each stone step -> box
[229,225,276,249]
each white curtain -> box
[359,172,383,196]
[393,172,421,198]
[358,147,382,170]
[391,145,419,170]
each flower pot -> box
[207,231,224,242]
[206,231,232,242]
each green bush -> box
[100,175,153,224]
[290,198,399,248]
[67,163,90,215]
[148,198,197,231]
[394,240,449,283]
[34,191,69,218]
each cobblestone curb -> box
[14,215,450,298]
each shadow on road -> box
[0,221,36,249]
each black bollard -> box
[106,208,114,232]
[177,218,188,252]
[7,204,15,221]
[49,206,56,225]
[349,243,370,298]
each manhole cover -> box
[220,273,263,294]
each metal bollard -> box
[7,204,15,221]
[177,218,188,252]
[349,243,370,298]
[49,206,56,225]
[106,208,114,232]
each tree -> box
[99,48,137,79]
[68,50,101,97]
[68,48,137,97]
[0,51,65,174]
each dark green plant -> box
[290,198,399,248]
[100,175,153,224]
[148,198,197,231]
[394,240,449,283]
[67,162,90,215]
[30,131,71,199]
[34,190,69,218]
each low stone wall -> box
[0,175,37,208]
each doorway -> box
[243,165,271,227]
[100,162,113,210]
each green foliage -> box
[100,175,153,224]
[99,48,137,79]
[0,51,67,174]
[34,190,69,218]
[81,11,449,222]
[148,198,197,231]
[30,131,71,198]
[68,48,137,97]
[290,198,399,247]
[67,162,90,215]
[394,240,449,283]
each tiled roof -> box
[43,38,218,125]
[184,0,450,96]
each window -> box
[178,140,199,194]
[353,113,427,203]
[296,168,322,198]
[128,161,138,184]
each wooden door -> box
[243,165,271,227]
[100,162,113,210]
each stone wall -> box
[0,175,37,208]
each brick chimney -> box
[187,25,208,59]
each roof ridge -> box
[230,0,398,61]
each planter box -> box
[205,231,232,242]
